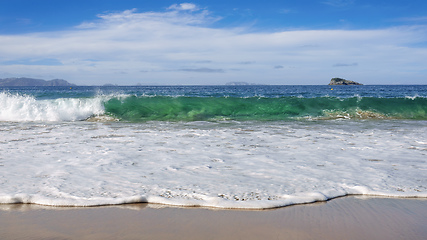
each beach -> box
[1,196,426,240]
[1,85,426,239]
[2,0,427,238]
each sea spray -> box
[0,92,105,122]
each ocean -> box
[0,85,426,209]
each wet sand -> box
[1,196,426,240]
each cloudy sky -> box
[0,0,426,85]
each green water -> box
[104,96,427,121]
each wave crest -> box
[0,92,105,122]
[104,96,427,121]
[2,92,426,122]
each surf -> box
[1,90,426,122]
[0,92,105,122]
[104,95,427,121]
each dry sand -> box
[1,196,426,240]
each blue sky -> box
[0,0,426,85]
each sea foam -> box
[0,92,105,122]
[0,120,425,209]
[1,86,426,209]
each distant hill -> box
[225,82,258,86]
[0,77,76,87]
[328,78,363,85]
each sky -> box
[0,0,426,85]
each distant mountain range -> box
[0,77,76,87]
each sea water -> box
[0,85,426,209]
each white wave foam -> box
[0,186,425,209]
[0,120,425,209]
[0,92,105,122]
[404,95,421,100]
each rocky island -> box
[328,78,363,85]
[0,77,76,87]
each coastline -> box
[1,196,426,240]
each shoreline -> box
[1,196,426,240]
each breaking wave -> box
[1,92,426,122]
[0,92,105,122]
[104,95,427,121]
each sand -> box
[0,196,426,240]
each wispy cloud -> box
[393,16,427,22]
[322,0,355,7]
[16,18,33,25]
[333,62,358,67]
[178,68,225,73]
[279,9,293,14]
[77,7,218,28]
[0,3,426,85]
[2,58,63,66]
[168,3,199,11]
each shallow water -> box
[0,85,426,208]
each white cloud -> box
[168,3,198,11]
[77,6,216,28]
[0,5,426,85]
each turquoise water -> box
[104,95,427,121]
[0,85,426,208]
[1,85,426,122]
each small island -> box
[0,77,76,87]
[225,82,252,86]
[328,78,363,85]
